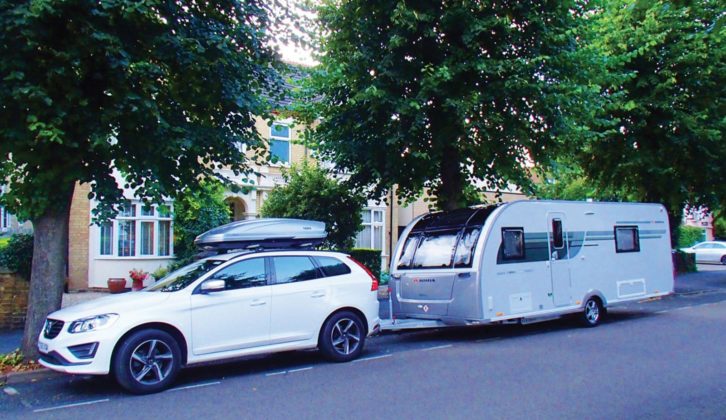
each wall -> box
[0,269,29,330]
[68,182,91,291]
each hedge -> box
[347,248,382,281]
[673,250,697,273]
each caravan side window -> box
[614,226,640,253]
[552,219,564,249]
[502,228,525,260]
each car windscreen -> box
[147,259,226,292]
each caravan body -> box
[389,200,673,326]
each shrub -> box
[173,181,230,263]
[0,234,34,281]
[678,225,705,248]
[0,237,10,249]
[347,248,382,280]
[673,250,696,273]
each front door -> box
[191,257,271,355]
[548,213,572,306]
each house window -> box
[100,201,173,258]
[270,123,290,164]
[0,206,9,232]
[615,226,640,253]
[355,209,385,250]
[502,228,525,260]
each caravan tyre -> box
[580,298,603,327]
[319,311,366,362]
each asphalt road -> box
[2,265,725,419]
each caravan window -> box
[453,227,481,268]
[397,236,419,269]
[615,226,640,253]
[552,219,564,249]
[502,228,525,260]
[412,230,459,269]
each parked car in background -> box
[681,241,726,264]
[37,249,381,394]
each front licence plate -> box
[38,342,48,353]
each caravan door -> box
[547,213,572,306]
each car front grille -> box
[43,319,64,339]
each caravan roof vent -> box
[194,218,327,252]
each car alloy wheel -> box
[319,311,366,362]
[113,329,181,394]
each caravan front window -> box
[453,227,481,268]
[397,236,419,269]
[412,230,458,269]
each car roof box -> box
[194,218,327,252]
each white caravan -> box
[387,200,674,328]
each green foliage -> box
[261,161,366,249]
[0,349,24,368]
[151,265,170,281]
[0,237,9,249]
[580,0,726,231]
[301,0,600,210]
[678,225,705,248]
[348,248,382,281]
[0,1,284,222]
[673,250,697,273]
[0,234,34,281]
[173,181,230,264]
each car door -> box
[269,256,330,344]
[190,257,271,355]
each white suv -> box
[38,250,381,394]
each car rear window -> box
[315,256,352,277]
[272,256,321,284]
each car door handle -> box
[311,291,326,298]
[250,300,267,307]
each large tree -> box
[0,1,284,359]
[302,0,599,210]
[260,161,366,249]
[581,0,725,245]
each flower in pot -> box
[129,269,148,291]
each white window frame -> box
[0,206,9,232]
[269,122,291,165]
[97,201,174,259]
[355,208,385,251]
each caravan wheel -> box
[580,298,603,327]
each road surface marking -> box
[421,344,453,352]
[353,354,393,363]
[288,367,313,374]
[475,337,502,343]
[655,310,669,314]
[265,371,288,377]
[3,387,19,396]
[168,381,221,392]
[33,399,110,413]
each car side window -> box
[210,258,267,290]
[273,256,321,284]
[315,256,352,277]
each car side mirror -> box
[200,279,226,294]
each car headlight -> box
[68,314,119,334]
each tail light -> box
[348,256,379,291]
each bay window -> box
[98,201,173,258]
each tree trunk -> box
[21,187,74,360]
[437,145,465,211]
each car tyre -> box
[319,311,366,362]
[580,297,604,327]
[113,329,181,394]
[721,255,726,265]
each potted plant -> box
[129,269,148,291]
[107,277,127,293]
